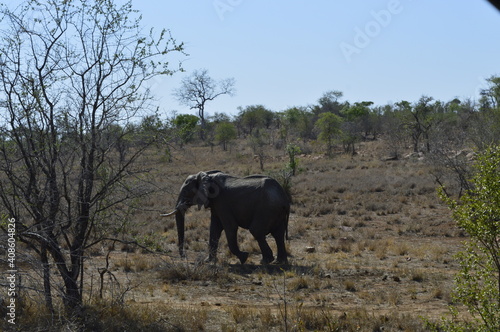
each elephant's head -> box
[162,171,221,257]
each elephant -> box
[162,170,290,265]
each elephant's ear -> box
[196,171,210,210]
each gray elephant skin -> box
[163,170,290,265]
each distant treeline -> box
[131,75,500,157]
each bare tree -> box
[173,69,235,140]
[0,0,184,312]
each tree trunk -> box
[41,246,54,315]
[62,277,82,312]
[199,105,206,140]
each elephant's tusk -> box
[160,210,177,217]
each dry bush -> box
[7,300,185,332]
[159,260,232,284]
[344,279,357,292]
[410,268,426,282]
[327,237,355,253]
[227,305,252,324]
[287,275,311,291]
[113,254,160,273]
[292,308,430,332]
[392,241,410,256]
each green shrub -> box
[436,145,500,331]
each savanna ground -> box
[7,138,469,331]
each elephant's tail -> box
[285,209,289,241]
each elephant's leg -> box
[207,215,223,263]
[224,226,249,264]
[254,235,274,264]
[250,224,274,264]
[272,228,288,265]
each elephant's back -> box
[262,178,290,208]
[228,174,289,207]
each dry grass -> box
[7,139,468,331]
[159,260,233,284]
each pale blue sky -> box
[132,0,499,117]
[3,0,499,117]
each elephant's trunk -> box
[166,191,190,258]
[175,192,190,258]
[160,208,185,257]
[175,209,186,258]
